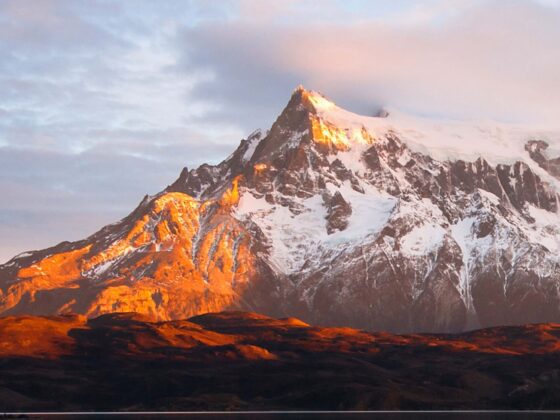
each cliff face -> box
[2,87,560,333]
[0,190,282,321]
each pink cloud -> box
[182,0,560,126]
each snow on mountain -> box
[307,88,560,166]
[236,181,396,274]
[2,86,560,333]
[242,129,263,162]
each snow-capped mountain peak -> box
[3,87,560,333]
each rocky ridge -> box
[2,87,560,332]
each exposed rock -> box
[324,191,352,234]
[526,139,560,180]
[3,87,560,333]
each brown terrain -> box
[0,311,559,411]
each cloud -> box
[0,0,245,261]
[0,140,235,262]
[1,0,559,261]
[178,0,560,128]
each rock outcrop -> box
[2,87,560,333]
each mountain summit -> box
[2,87,560,332]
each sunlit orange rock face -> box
[0,188,279,321]
[1,312,560,411]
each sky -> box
[1,0,560,262]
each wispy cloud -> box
[0,0,559,261]
[178,0,560,127]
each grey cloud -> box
[0,145,160,262]
[0,0,127,53]
[0,133,237,263]
[0,208,125,263]
[0,0,246,262]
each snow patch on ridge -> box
[477,188,501,206]
[324,182,397,247]
[242,132,262,162]
[525,204,560,253]
[287,129,309,149]
[307,89,560,172]
[235,182,396,274]
[401,223,446,256]
[327,141,371,175]
[13,252,32,259]
[451,217,477,314]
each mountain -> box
[1,311,560,411]
[2,86,560,332]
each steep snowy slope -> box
[2,86,560,332]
